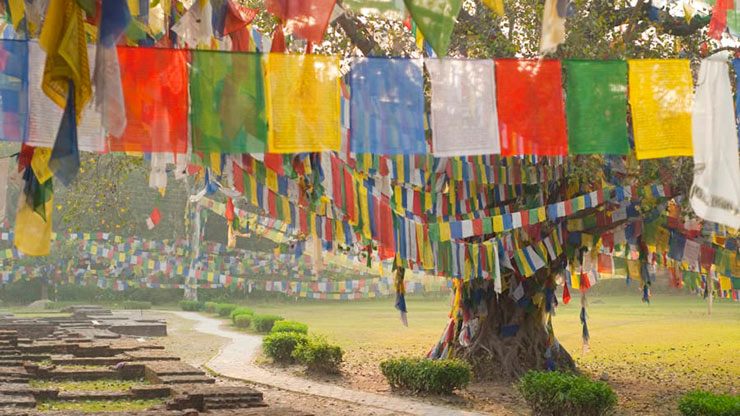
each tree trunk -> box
[450,282,576,380]
[40,283,49,301]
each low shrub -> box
[271,320,308,335]
[380,358,471,395]
[179,300,201,311]
[263,332,308,363]
[121,301,151,310]
[204,302,218,313]
[518,370,617,416]
[292,337,343,374]
[253,315,284,333]
[234,314,252,329]
[216,303,237,317]
[678,390,740,416]
[230,307,255,324]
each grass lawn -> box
[237,285,739,415]
[29,379,148,392]
[37,399,163,412]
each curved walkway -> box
[169,311,484,416]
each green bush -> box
[204,302,218,313]
[678,390,740,416]
[179,300,201,311]
[216,303,237,317]
[230,307,255,324]
[253,315,284,333]
[292,337,343,374]
[518,371,617,416]
[263,332,308,363]
[271,320,308,335]
[233,314,252,329]
[121,301,151,310]
[380,358,471,394]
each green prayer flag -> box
[564,60,629,155]
[190,51,267,154]
[404,0,463,57]
[343,0,406,20]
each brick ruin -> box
[0,306,309,415]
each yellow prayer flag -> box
[30,148,53,183]
[8,0,25,29]
[127,0,140,16]
[14,193,53,257]
[483,0,505,16]
[719,275,732,291]
[628,60,693,159]
[440,223,451,241]
[493,216,504,232]
[265,54,341,153]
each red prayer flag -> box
[112,47,189,153]
[562,282,571,304]
[266,0,337,43]
[225,197,234,222]
[495,59,568,156]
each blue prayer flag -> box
[0,39,28,142]
[349,57,426,154]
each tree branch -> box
[331,4,381,56]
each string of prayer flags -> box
[564,60,629,155]
[690,57,740,229]
[111,47,189,154]
[343,0,406,20]
[266,0,337,44]
[0,39,28,142]
[349,57,426,155]
[265,54,341,153]
[426,59,500,157]
[190,50,268,154]
[495,59,568,156]
[403,0,463,57]
[628,59,694,159]
[27,43,106,152]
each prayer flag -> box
[404,0,463,57]
[265,54,341,153]
[495,59,568,156]
[111,47,189,153]
[540,0,565,54]
[343,0,405,20]
[690,58,740,229]
[27,43,105,152]
[628,59,693,159]
[426,59,500,156]
[564,60,629,155]
[0,39,28,142]
[350,57,426,154]
[266,0,337,43]
[190,50,268,154]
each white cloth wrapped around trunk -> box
[690,57,740,229]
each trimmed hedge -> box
[253,315,284,333]
[380,358,471,395]
[292,337,343,374]
[271,320,308,335]
[678,390,740,416]
[230,307,255,324]
[518,371,617,416]
[234,314,252,329]
[121,301,151,310]
[204,302,218,313]
[216,303,237,317]
[179,300,201,311]
[263,332,308,363]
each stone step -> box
[205,400,268,410]
[142,361,202,377]
[51,356,130,366]
[158,375,215,385]
[57,390,132,401]
[0,393,34,408]
[130,384,172,400]
[185,386,263,400]
[0,383,31,395]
